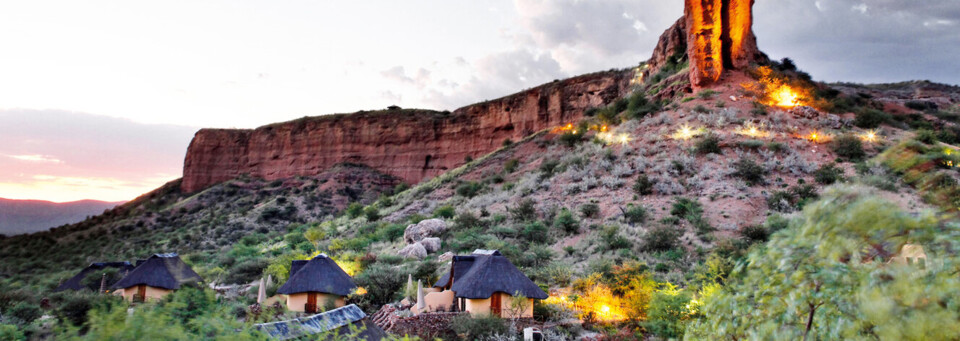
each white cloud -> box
[7,154,62,164]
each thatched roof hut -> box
[112,253,203,290]
[277,254,356,296]
[442,250,547,300]
[54,261,135,292]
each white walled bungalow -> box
[431,250,547,318]
[111,253,203,302]
[276,254,357,313]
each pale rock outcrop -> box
[398,243,428,260]
[420,238,441,253]
[403,219,448,244]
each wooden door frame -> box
[136,284,146,303]
[306,292,318,313]
[490,292,502,317]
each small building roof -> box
[444,250,548,299]
[54,261,135,292]
[276,254,357,296]
[255,304,385,340]
[111,253,203,290]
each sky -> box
[1,0,957,202]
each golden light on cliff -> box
[735,122,770,138]
[770,85,800,108]
[671,125,703,141]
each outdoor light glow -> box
[355,287,368,295]
[735,122,770,138]
[597,132,631,145]
[804,131,825,143]
[859,130,879,143]
[671,125,703,141]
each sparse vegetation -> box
[732,157,767,185]
[832,134,866,160]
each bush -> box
[554,209,579,235]
[363,206,380,221]
[504,159,520,173]
[539,159,561,179]
[345,203,364,219]
[643,291,693,339]
[633,175,654,195]
[580,203,600,218]
[455,211,483,230]
[520,221,550,244]
[623,204,648,224]
[854,108,890,129]
[814,163,845,185]
[732,157,767,185]
[8,302,41,325]
[644,225,681,252]
[693,105,710,114]
[696,134,721,154]
[915,129,938,144]
[737,140,764,150]
[600,225,632,250]
[451,314,508,340]
[559,131,584,147]
[224,258,269,284]
[434,205,456,219]
[353,264,404,312]
[510,199,538,222]
[832,135,865,160]
[766,191,796,212]
[741,225,770,243]
[455,181,484,198]
[0,325,24,341]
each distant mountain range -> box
[0,198,122,235]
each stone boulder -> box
[398,243,427,260]
[421,238,442,253]
[403,219,448,243]
[789,106,821,119]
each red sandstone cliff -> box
[181,71,632,193]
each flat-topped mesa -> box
[181,70,632,193]
[685,0,765,87]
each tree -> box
[686,185,960,340]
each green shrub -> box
[697,89,718,99]
[767,142,789,152]
[642,291,693,339]
[502,139,513,147]
[455,181,484,198]
[600,225,632,250]
[539,159,561,179]
[832,134,865,160]
[520,221,550,244]
[0,324,24,341]
[624,204,648,224]
[766,190,796,212]
[580,203,600,218]
[732,157,767,185]
[345,202,364,219]
[814,163,845,185]
[625,92,661,119]
[634,175,654,195]
[741,225,770,243]
[696,134,722,154]
[559,131,584,147]
[8,302,41,325]
[353,264,404,312]
[224,258,269,284]
[915,129,938,144]
[434,205,455,219]
[693,105,710,114]
[644,225,681,252]
[750,101,768,116]
[854,108,890,128]
[510,199,538,222]
[451,314,508,340]
[363,206,380,221]
[554,209,579,235]
[455,211,482,230]
[737,139,764,150]
[504,159,520,173]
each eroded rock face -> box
[643,17,686,80]
[182,71,632,193]
[403,218,448,244]
[684,0,764,87]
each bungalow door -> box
[136,285,146,303]
[306,292,318,313]
[490,293,502,317]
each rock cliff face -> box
[181,70,632,193]
[684,0,765,87]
